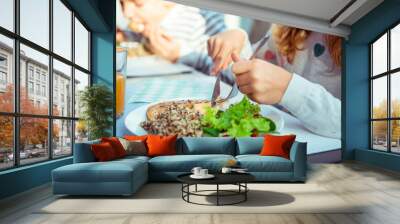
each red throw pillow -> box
[146,135,177,157]
[260,134,296,159]
[101,137,126,158]
[124,135,148,142]
[91,142,118,162]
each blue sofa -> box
[52,137,307,196]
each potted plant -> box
[79,84,113,140]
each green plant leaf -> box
[79,84,113,140]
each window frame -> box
[370,21,400,154]
[0,0,92,171]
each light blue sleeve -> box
[280,74,341,139]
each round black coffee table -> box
[177,173,255,206]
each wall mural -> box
[115,0,342,156]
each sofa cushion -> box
[124,135,148,142]
[178,137,235,155]
[149,154,235,172]
[101,137,127,158]
[236,155,293,172]
[260,134,296,159]
[115,155,150,163]
[147,135,177,157]
[119,139,148,156]
[91,142,118,162]
[236,137,264,155]
[53,158,147,183]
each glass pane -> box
[53,0,72,60]
[0,35,14,112]
[20,0,49,49]
[53,119,72,157]
[372,33,387,76]
[391,24,400,70]
[53,59,72,117]
[74,69,89,118]
[391,72,400,118]
[0,116,14,170]
[0,0,14,31]
[391,120,400,153]
[20,117,49,165]
[20,44,49,115]
[372,77,387,119]
[372,121,388,151]
[75,120,88,143]
[74,18,89,70]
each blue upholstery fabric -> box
[178,137,235,155]
[247,172,295,182]
[52,158,148,195]
[236,137,264,155]
[236,155,293,172]
[149,154,235,172]
[117,155,150,163]
[73,140,100,163]
[289,142,308,181]
[52,182,134,196]
[53,138,307,196]
[53,162,138,182]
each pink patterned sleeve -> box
[253,32,281,66]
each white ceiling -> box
[225,0,352,22]
[171,0,384,37]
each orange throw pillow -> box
[260,134,296,159]
[91,142,117,162]
[124,135,148,142]
[146,135,177,157]
[101,137,126,158]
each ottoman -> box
[52,156,148,196]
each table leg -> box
[195,184,197,192]
[245,183,247,201]
[217,184,219,206]
[187,184,190,202]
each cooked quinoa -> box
[141,101,203,137]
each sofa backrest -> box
[177,137,236,155]
[75,136,303,160]
[236,137,264,155]
[73,139,100,163]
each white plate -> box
[190,174,215,179]
[124,97,284,135]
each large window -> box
[370,23,400,153]
[0,0,91,170]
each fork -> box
[210,35,270,107]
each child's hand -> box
[231,53,293,105]
[207,29,247,75]
[145,25,180,62]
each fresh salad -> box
[201,97,276,137]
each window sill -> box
[0,156,72,176]
[355,148,400,172]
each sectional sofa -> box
[52,137,307,196]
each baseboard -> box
[308,149,342,163]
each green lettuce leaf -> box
[201,97,276,137]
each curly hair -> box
[273,25,342,67]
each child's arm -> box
[231,53,340,139]
[207,29,252,75]
[280,74,341,139]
